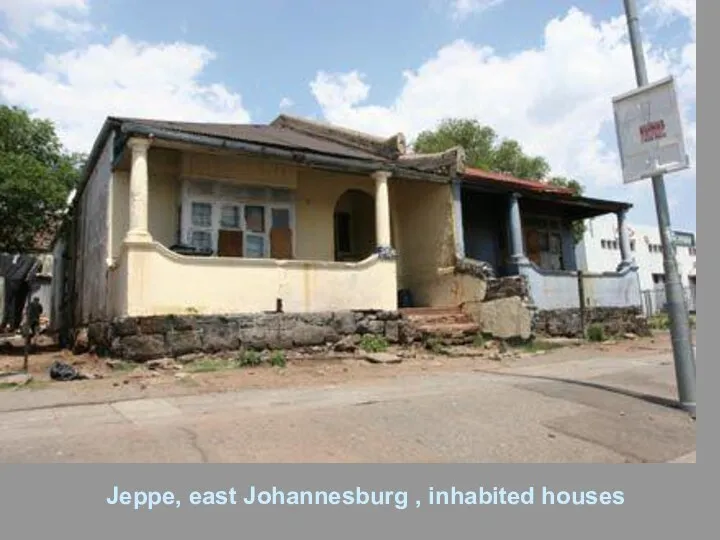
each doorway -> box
[333,189,375,262]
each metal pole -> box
[623,0,696,417]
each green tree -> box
[413,118,551,180]
[0,105,84,252]
[413,118,587,244]
[546,176,587,243]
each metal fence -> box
[641,286,696,317]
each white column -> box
[616,209,633,269]
[372,170,392,249]
[125,137,152,242]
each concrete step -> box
[416,322,480,336]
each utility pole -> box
[622,0,696,417]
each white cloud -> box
[309,7,696,199]
[0,36,251,152]
[0,32,17,50]
[450,0,505,21]
[279,97,295,109]
[0,0,91,36]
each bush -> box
[359,335,389,353]
[270,351,287,368]
[472,334,485,348]
[587,324,606,342]
[237,350,263,367]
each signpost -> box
[614,0,696,417]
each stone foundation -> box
[533,306,651,338]
[84,310,410,362]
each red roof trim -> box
[461,167,574,195]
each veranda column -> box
[508,192,528,264]
[616,208,634,269]
[125,137,152,242]
[451,178,466,260]
[372,170,394,257]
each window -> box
[523,216,565,271]
[601,240,607,249]
[689,246,696,256]
[182,179,295,259]
[630,240,636,251]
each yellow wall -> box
[390,178,457,306]
[118,241,396,316]
[295,168,374,260]
[115,148,376,262]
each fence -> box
[641,286,696,317]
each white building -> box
[576,213,696,314]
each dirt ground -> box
[0,332,674,405]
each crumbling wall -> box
[84,310,412,362]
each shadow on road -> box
[477,370,686,413]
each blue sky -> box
[0,0,696,231]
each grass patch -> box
[186,358,235,373]
[424,337,447,355]
[649,312,696,331]
[0,379,49,391]
[587,324,606,342]
[269,351,287,368]
[237,350,263,367]
[359,335,389,353]
[515,339,566,353]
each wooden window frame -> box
[179,177,296,259]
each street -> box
[0,351,696,463]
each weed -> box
[359,335,389,353]
[237,350,263,367]
[471,334,485,348]
[187,358,227,373]
[424,337,447,354]
[516,339,565,353]
[270,350,287,368]
[587,324,606,342]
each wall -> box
[519,263,641,311]
[49,238,65,331]
[577,213,697,290]
[116,241,396,317]
[86,309,412,361]
[461,190,505,273]
[519,266,580,310]
[74,133,113,324]
[116,147,377,261]
[295,168,374,261]
[390,178,456,306]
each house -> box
[51,114,645,360]
[50,114,472,358]
[576,214,696,316]
[448,168,648,339]
[1,228,56,334]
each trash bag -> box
[49,361,88,381]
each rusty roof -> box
[461,167,574,194]
[110,117,385,161]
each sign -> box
[673,231,695,247]
[612,75,690,184]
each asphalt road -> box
[0,354,696,463]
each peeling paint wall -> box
[75,133,113,324]
[390,178,456,306]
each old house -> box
[51,114,645,360]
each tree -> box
[546,176,587,243]
[413,118,587,243]
[413,118,551,180]
[0,105,84,253]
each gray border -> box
[0,2,710,537]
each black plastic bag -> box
[49,361,88,381]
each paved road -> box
[0,354,695,463]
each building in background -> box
[576,213,696,316]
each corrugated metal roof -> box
[112,117,385,161]
[462,167,574,194]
